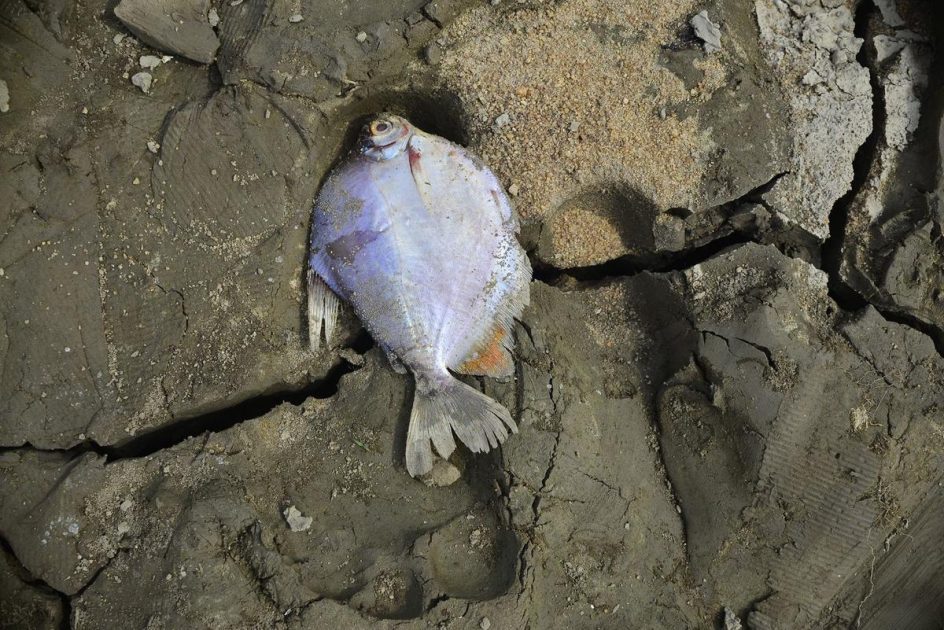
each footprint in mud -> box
[413,506,518,602]
[534,186,660,269]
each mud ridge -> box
[0,533,70,628]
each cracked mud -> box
[1,0,943,628]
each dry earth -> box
[1,0,943,628]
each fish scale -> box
[308,114,531,477]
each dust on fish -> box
[308,113,531,478]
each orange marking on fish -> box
[460,326,508,374]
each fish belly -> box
[310,149,513,374]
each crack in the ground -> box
[820,0,881,317]
[528,0,944,361]
[531,173,791,286]
[2,333,373,463]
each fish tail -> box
[405,375,518,477]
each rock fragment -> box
[0,79,9,113]
[130,71,152,93]
[114,0,220,64]
[690,11,721,53]
[207,8,219,28]
[283,505,312,532]
[139,54,162,70]
[421,460,461,487]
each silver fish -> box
[307,114,531,477]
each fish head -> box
[360,113,413,161]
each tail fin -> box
[405,376,518,477]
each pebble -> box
[568,120,580,133]
[422,460,462,487]
[113,33,127,45]
[355,31,368,42]
[424,42,442,65]
[208,8,220,27]
[507,183,520,196]
[139,55,162,70]
[289,14,304,23]
[494,112,511,128]
[131,71,152,94]
[0,79,9,113]
[146,140,160,154]
[690,11,722,54]
[283,505,313,532]
[480,617,491,630]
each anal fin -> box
[454,325,514,378]
[308,268,339,351]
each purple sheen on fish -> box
[307,113,531,477]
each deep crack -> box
[2,333,373,463]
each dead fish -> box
[308,113,531,477]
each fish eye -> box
[372,120,390,135]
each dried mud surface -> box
[1,0,943,628]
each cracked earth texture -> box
[1,0,943,628]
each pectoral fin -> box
[308,268,339,351]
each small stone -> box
[139,55,162,70]
[424,42,442,65]
[146,140,160,153]
[113,33,127,45]
[690,10,721,53]
[283,505,313,532]
[0,79,9,113]
[81,106,89,115]
[421,460,462,487]
[119,499,133,511]
[132,177,141,185]
[801,69,823,86]
[131,71,152,94]
[480,617,491,630]
[208,8,220,27]
[230,0,243,5]
[507,183,520,196]
[568,120,580,133]
[355,31,368,42]
[723,607,743,630]
[289,14,304,23]
[494,112,511,128]
[116,522,130,536]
